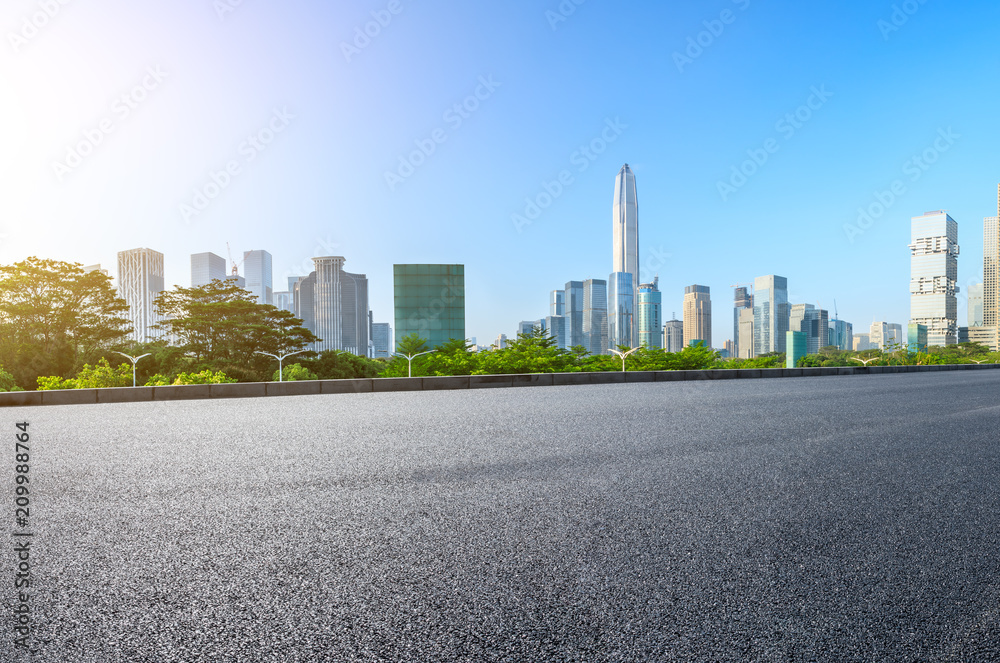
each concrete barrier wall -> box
[4,362,1000,408]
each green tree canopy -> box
[153,279,319,381]
[0,257,132,388]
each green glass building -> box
[786,331,807,368]
[907,323,928,353]
[393,264,465,351]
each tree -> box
[153,280,319,380]
[395,333,430,355]
[273,363,318,382]
[0,258,132,389]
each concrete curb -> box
[5,362,1000,407]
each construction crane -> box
[226,242,245,276]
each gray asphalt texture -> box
[3,371,1000,662]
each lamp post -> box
[850,356,879,367]
[392,350,436,378]
[609,347,640,372]
[255,350,308,382]
[112,351,151,387]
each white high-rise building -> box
[613,164,639,346]
[243,250,273,305]
[117,248,165,343]
[190,252,227,287]
[295,257,369,355]
[909,211,959,347]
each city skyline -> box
[2,2,999,346]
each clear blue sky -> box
[2,0,998,345]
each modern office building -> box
[190,252,227,287]
[790,304,829,355]
[829,319,854,351]
[786,331,807,368]
[243,250,273,305]
[909,211,959,347]
[613,164,639,345]
[371,322,392,359]
[394,264,465,350]
[583,278,608,355]
[853,334,871,351]
[550,290,565,317]
[293,258,369,355]
[564,281,584,349]
[869,321,904,349]
[984,185,1000,329]
[738,308,754,358]
[272,291,293,314]
[494,334,507,350]
[968,282,984,327]
[117,248,165,343]
[545,315,566,349]
[663,317,684,353]
[637,278,662,349]
[683,285,712,349]
[753,275,788,355]
[518,320,542,336]
[907,323,928,353]
[608,271,634,349]
[733,287,752,359]
[83,264,110,277]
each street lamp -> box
[255,349,308,382]
[850,356,879,367]
[609,347,640,372]
[113,351,151,387]
[392,350,436,378]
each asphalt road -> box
[3,371,1000,662]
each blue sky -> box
[2,0,998,346]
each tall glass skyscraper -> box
[583,278,608,355]
[117,247,165,342]
[608,271,634,349]
[753,275,788,355]
[613,164,639,346]
[683,285,712,348]
[663,317,684,353]
[550,290,565,317]
[909,211,958,347]
[297,256,369,355]
[393,264,465,350]
[564,281,584,348]
[243,249,273,306]
[637,278,662,349]
[733,287,752,358]
[190,252,227,287]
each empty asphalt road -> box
[3,371,1000,662]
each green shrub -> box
[272,363,318,381]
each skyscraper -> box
[608,271,634,349]
[545,315,566,349]
[983,185,999,329]
[733,286,752,359]
[295,257,369,355]
[909,211,959,347]
[550,290,565,317]
[738,308,754,358]
[371,322,392,359]
[394,264,465,350]
[117,248,165,342]
[789,304,829,355]
[190,252,227,287]
[243,250,273,305]
[613,164,639,346]
[564,281,584,349]
[753,275,788,355]
[583,278,608,355]
[663,317,684,353]
[683,285,712,348]
[637,278,662,349]
[829,319,853,351]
